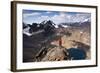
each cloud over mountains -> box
[23,10,91,24]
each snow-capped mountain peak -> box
[82,18,90,23]
[40,20,48,24]
[40,20,59,28]
[23,26,32,36]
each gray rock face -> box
[41,47,67,61]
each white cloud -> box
[33,16,51,23]
[73,13,91,22]
[23,12,41,18]
[23,11,91,24]
[45,11,52,14]
[51,12,91,23]
[51,12,73,24]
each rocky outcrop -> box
[41,46,67,61]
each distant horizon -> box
[23,9,91,25]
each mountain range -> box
[23,19,90,36]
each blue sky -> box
[23,9,91,24]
